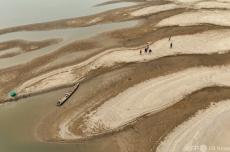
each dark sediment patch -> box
[0,51,20,58]
[0,39,61,52]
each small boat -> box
[56,83,80,107]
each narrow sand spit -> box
[170,0,230,5]
[168,0,205,5]
[156,100,230,152]
[0,48,22,58]
[19,69,75,93]
[195,1,230,9]
[130,4,179,17]
[17,29,230,95]
[157,10,230,27]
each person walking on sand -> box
[140,50,142,55]
[170,42,173,49]
[149,49,152,54]
[145,47,148,53]
[144,43,150,53]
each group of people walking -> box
[140,43,152,55]
[139,36,173,55]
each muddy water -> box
[0,0,135,28]
[0,0,138,69]
[0,89,107,152]
[0,20,139,42]
[0,20,139,69]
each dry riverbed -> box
[2,0,230,152]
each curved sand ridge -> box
[130,1,230,17]
[17,29,230,95]
[168,0,230,5]
[156,99,230,152]
[195,1,230,9]
[80,66,230,135]
[157,10,230,27]
[130,4,179,17]
[58,65,230,139]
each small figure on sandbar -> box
[149,49,152,54]
[170,42,173,49]
[145,47,148,53]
